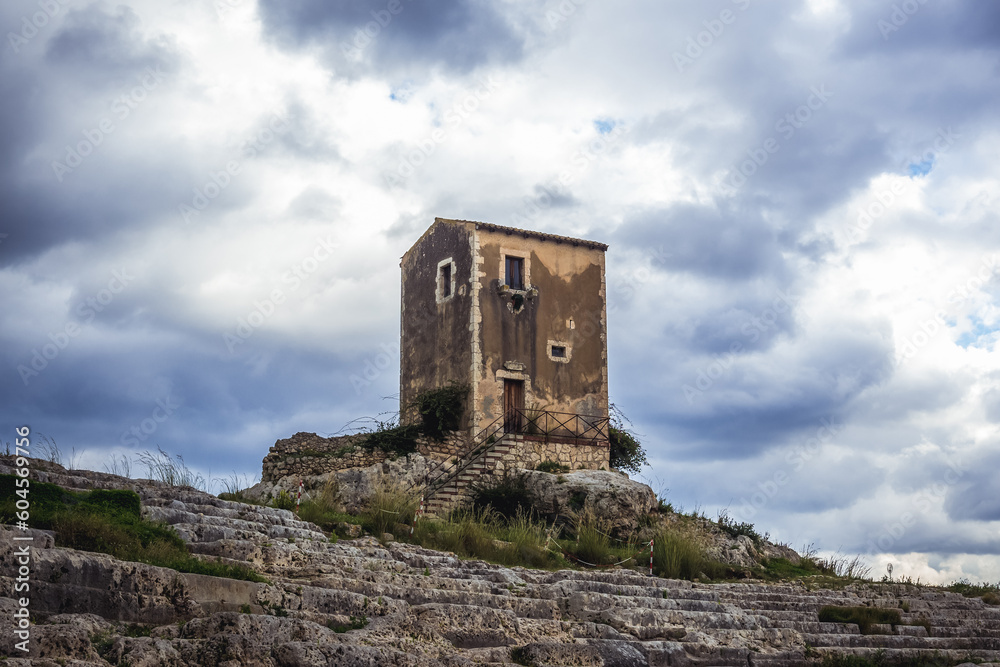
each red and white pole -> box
[411,495,424,535]
[295,479,303,513]
[649,538,654,576]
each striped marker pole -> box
[411,496,424,536]
[295,480,303,513]
[649,539,654,576]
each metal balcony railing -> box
[504,408,610,444]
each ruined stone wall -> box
[261,431,470,482]
[493,435,609,473]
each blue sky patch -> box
[594,118,616,135]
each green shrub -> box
[536,460,569,474]
[413,382,468,440]
[716,510,762,545]
[271,490,297,511]
[818,606,901,635]
[607,404,647,474]
[358,422,421,457]
[468,471,534,521]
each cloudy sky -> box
[3,0,998,584]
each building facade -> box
[399,218,609,443]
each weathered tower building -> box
[400,218,609,446]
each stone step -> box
[802,632,1000,650]
[813,647,1000,664]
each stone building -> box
[399,217,610,476]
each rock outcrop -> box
[521,469,657,537]
[3,460,1000,666]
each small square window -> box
[505,256,524,290]
[548,341,571,363]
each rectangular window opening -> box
[505,256,524,290]
[440,263,452,298]
[551,345,566,358]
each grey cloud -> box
[612,204,784,281]
[837,3,1000,56]
[45,4,180,87]
[256,0,526,74]
[286,186,343,222]
[943,449,1000,522]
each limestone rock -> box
[521,469,657,536]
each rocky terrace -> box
[2,461,1000,666]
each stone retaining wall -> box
[494,435,609,472]
[261,431,470,482]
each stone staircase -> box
[420,415,507,515]
[424,436,516,514]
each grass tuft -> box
[136,447,206,490]
[362,478,417,537]
[652,530,724,581]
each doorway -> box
[503,379,525,433]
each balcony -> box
[503,407,609,445]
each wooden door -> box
[503,380,524,433]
